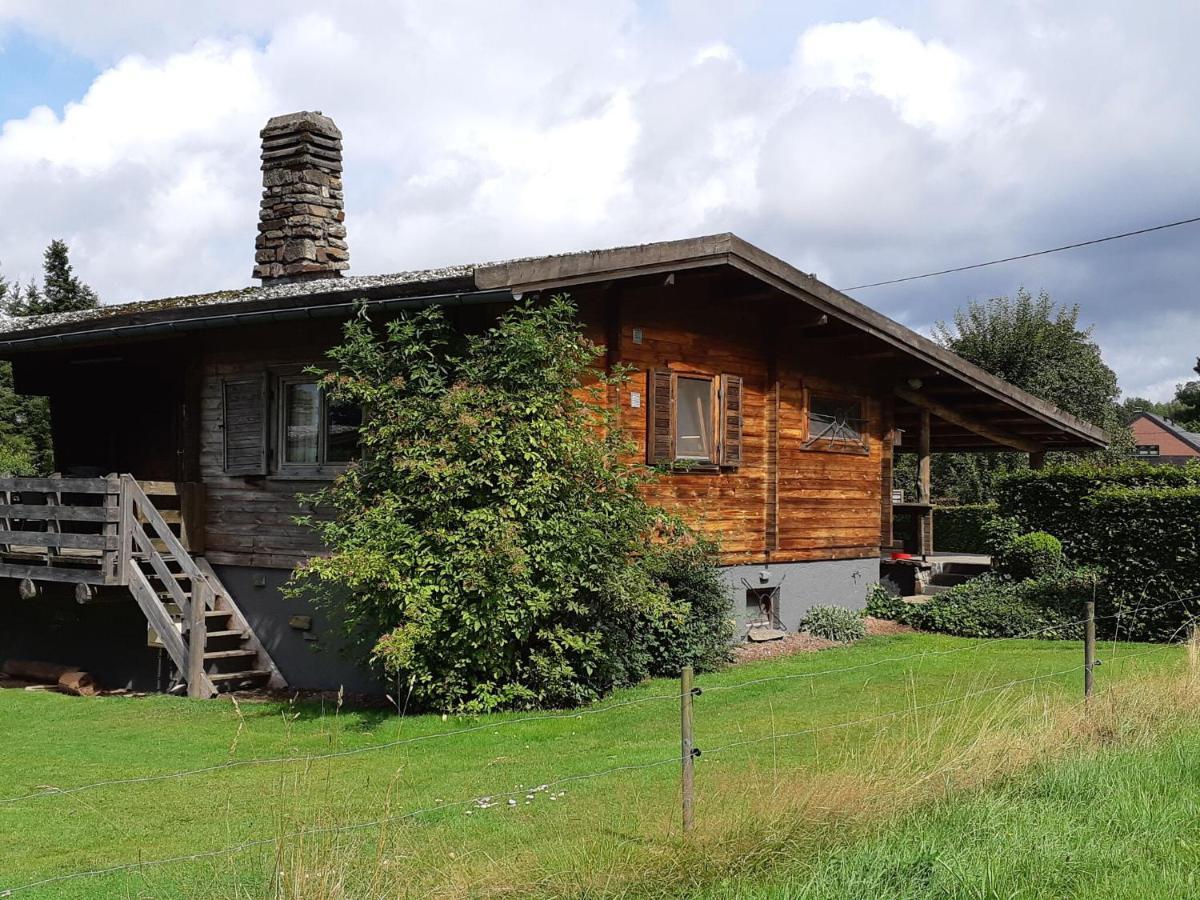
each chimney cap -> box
[260,110,342,140]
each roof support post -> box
[917,409,933,557]
[1029,450,1046,470]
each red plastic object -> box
[890,552,913,560]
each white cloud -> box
[0,3,1198,400]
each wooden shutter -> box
[646,369,674,464]
[720,373,743,467]
[222,374,269,476]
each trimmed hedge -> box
[932,503,996,553]
[1086,485,1200,641]
[995,461,1200,558]
[995,462,1200,641]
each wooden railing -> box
[0,476,123,585]
[120,476,215,697]
[0,475,206,588]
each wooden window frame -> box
[802,390,870,455]
[647,368,743,472]
[272,373,357,479]
[673,373,721,467]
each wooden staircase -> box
[121,476,285,698]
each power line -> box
[840,214,1200,291]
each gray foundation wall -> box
[723,557,878,637]
[213,565,384,695]
[0,556,880,696]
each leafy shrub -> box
[1085,485,1200,641]
[901,570,1091,640]
[996,462,1200,641]
[932,504,997,553]
[803,605,867,642]
[865,582,909,622]
[998,531,1063,581]
[288,296,731,713]
[996,461,1200,558]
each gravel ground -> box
[732,617,914,663]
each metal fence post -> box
[681,665,696,833]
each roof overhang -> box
[476,234,1108,452]
[0,232,1107,452]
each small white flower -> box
[507,798,517,807]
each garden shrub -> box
[288,295,731,713]
[902,570,1091,640]
[995,462,1200,641]
[803,605,867,642]
[997,531,1063,581]
[995,461,1200,558]
[932,503,997,553]
[1085,485,1200,641]
[865,582,909,621]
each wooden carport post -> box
[917,408,933,557]
[1029,450,1046,470]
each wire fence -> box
[0,597,1195,897]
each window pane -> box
[809,397,863,444]
[325,399,362,463]
[284,382,320,464]
[675,377,712,460]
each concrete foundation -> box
[213,565,384,695]
[723,557,878,638]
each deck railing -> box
[0,475,205,588]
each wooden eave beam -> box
[894,386,1046,453]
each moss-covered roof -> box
[0,265,477,337]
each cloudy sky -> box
[0,1,1196,399]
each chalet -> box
[1128,411,1200,464]
[0,112,1107,697]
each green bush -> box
[996,461,1200,558]
[288,296,732,713]
[865,582,909,622]
[998,531,1063,581]
[902,571,1090,640]
[802,605,867,642]
[932,504,997,553]
[1085,485,1200,641]
[995,462,1200,641]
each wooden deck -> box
[0,475,282,697]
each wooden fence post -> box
[187,581,210,699]
[1084,599,1096,703]
[681,665,696,834]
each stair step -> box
[208,670,269,685]
[203,649,257,660]
[205,630,247,639]
[204,609,232,619]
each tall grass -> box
[233,640,1200,899]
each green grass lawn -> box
[0,632,1189,898]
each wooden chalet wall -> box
[600,276,887,567]
[14,274,890,572]
[196,321,336,569]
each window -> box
[675,376,715,461]
[1135,444,1161,457]
[805,394,868,453]
[646,370,743,468]
[277,376,362,472]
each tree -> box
[924,288,1126,502]
[1168,359,1200,429]
[0,240,100,473]
[287,295,731,713]
[3,239,98,317]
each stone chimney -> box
[254,111,349,283]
